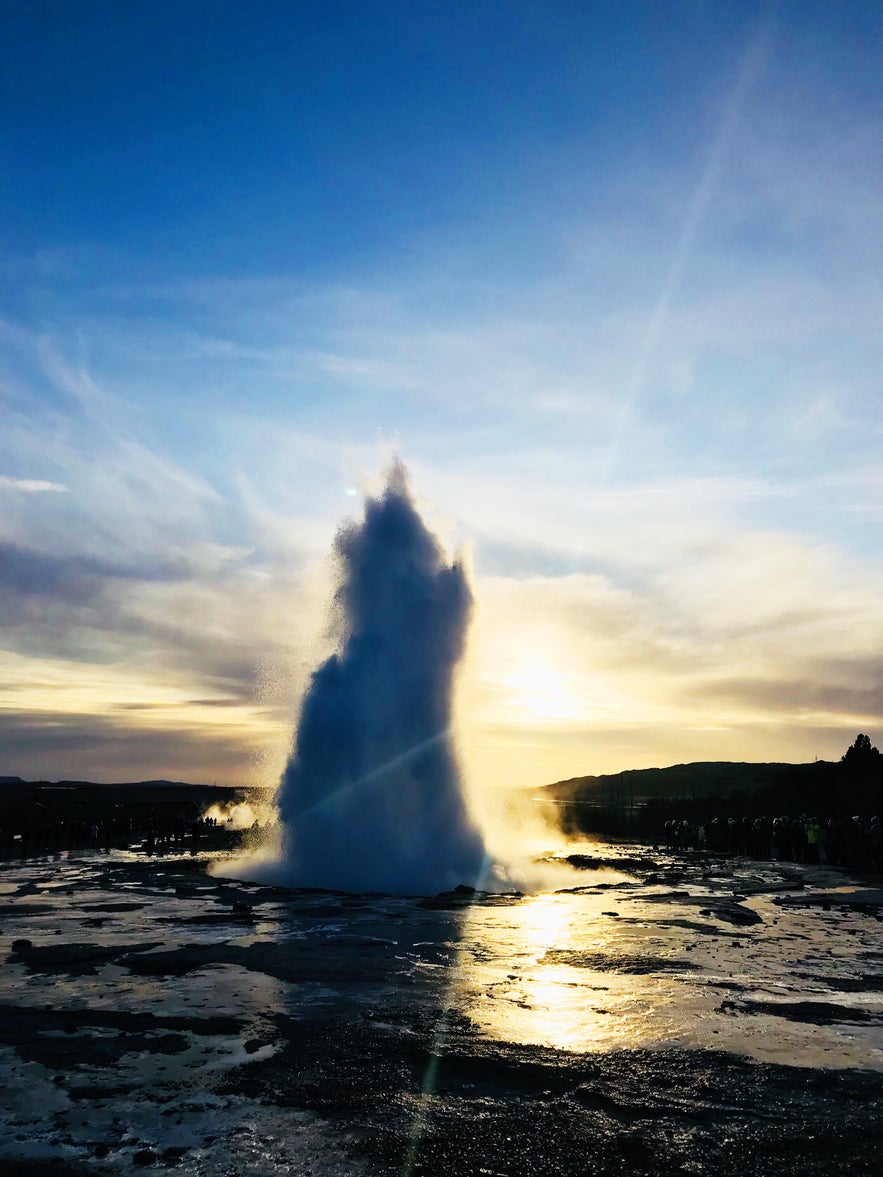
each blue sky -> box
[1,1,881,787]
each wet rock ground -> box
[0,844,880,1175]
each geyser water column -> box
[268,461,487,895]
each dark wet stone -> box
[699,904,763,926]
[118,940,399,982]
[132,1148,157,1166]
[791,971,883,993]
[419,890,522,910]
[81,902,143,912]
[541,950,699,973]
[774,888,883,915]
[4,1163,103,1175]
[729,875,805,895]
[218,1013,883,1176]
[560,854,650,873]
[167,911,256,925]
[69,1085,138,1101]
[10,941,163,976]
[0,905,56,918]
[0,1004,245,1070]
[617,916,745,937]
[642,891,764,926]
[719,998,883,1025]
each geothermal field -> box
[0,844,881,1175]
[1,475,881,1176]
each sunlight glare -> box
[503,661,585,724]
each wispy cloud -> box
[0,476,68,493]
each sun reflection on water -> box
[519,891,577,952]
[453,890,667,1053]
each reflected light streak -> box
[404,883,695,1148]
[401,854,492,1177]
[598,19,772,488]
[297,729,447,818]
[404,887,621,1172]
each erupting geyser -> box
[255,461,487,894]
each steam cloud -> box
[204,801,268,830]
[248,461,487,894]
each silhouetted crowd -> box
[663,813,882,871]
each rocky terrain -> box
[0,844,880,1175]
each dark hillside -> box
[543,737,882,839]
[545,761,796,805]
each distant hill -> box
[0,776,273,793]
[542,761,811,806]
[542,746,882,837]
[1,777,240,790]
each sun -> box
[502,660,585,723]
